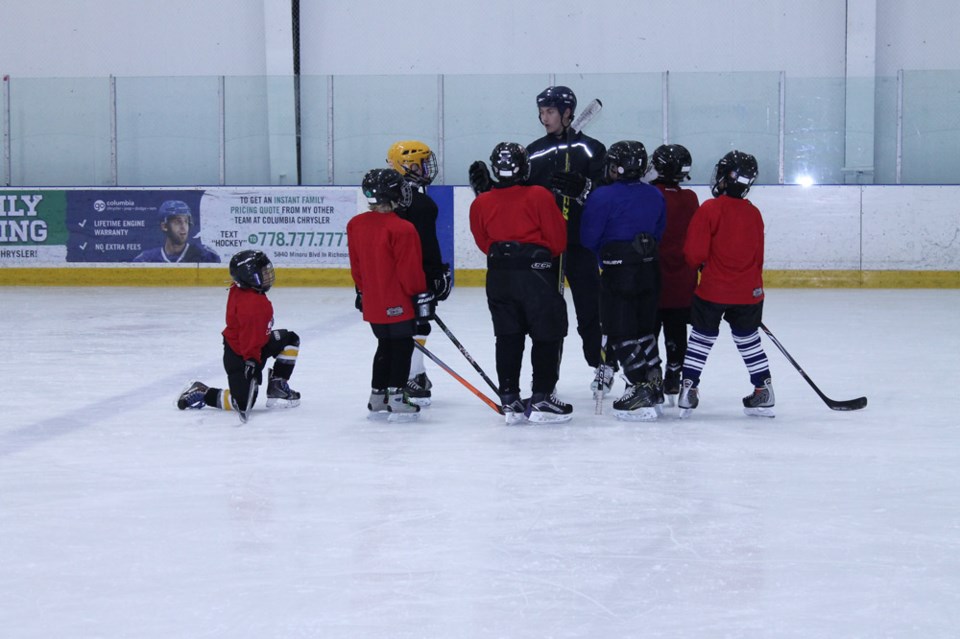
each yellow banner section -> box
[1,268,957,288]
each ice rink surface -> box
[2,285,958,638]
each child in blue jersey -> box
[581,140,666,420]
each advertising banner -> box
[1,186,455,274]
[199,188,362,266]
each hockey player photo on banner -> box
[65,190,219,264]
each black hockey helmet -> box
[536,85,577,117]
[650,144,693,183]
[605,140,648,181]
[489,142,530,186]
[229,249,275,293]
[362,168,413,210]
[711,150,758,198]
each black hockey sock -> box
[531,339,561,394]
[495,334,525,394]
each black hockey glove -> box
[468,161,493,196]
[413,290,436,333]
[413,290,436,320]
[243,359,259,382]
[354,288,363,312]
[550,170,592,203]
[430,263,453,301]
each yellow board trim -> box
[0,268,957,288]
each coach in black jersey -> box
[526,86,607,389]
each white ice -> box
[1,286,958,638]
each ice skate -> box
[743,378,775,418]
[526,390,573,424]
[366,388,389,420]
[590,364,615,397]
[265,369,301,408]
[177,381,208,410]
[500,392,527,425]
[612,383,659,422]
[386,387,420,423]
[678,378,699,419]
[663,367,681,407]
[647,367,665,416]
[404,372,433,407]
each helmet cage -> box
[230,250,275,293]
[386,140,439,187]
[711,150,758,198]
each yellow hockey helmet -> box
[386,140,438,187]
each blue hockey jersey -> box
[580,181,666,260]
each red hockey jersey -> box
[469,184,567,257]
[654,183,700,309]
[347,210,427,324]
[684,194,765,305]
[222,284,274,362]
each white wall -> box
[2,1,959,78]
[299,1,848,77]
[876,0,960,74]
[0,0,268,77]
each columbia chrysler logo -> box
[94,200,106,212]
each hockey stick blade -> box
[414,341,504,415]
[760,323,867,411]
[592,366,605,415]
[238,377,257,424]
[570,98,602,134]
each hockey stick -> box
[433,314,499,395]
[759,323,867,411]
[593,365,605,415]
[413,341,504,415]
[570,98,603,135]
[593,335,610,415]
[557,98,604,293]
[238,377,257,424]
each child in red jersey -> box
[678,150,775,418]
[349,168,433,422]
[177,250,301,419]
[647,144,700,404]
[469,142,571,424]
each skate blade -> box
[266,397,300,409]
[525,412,573,424]
[366,411,390,421]
[743,407,775,418]
[614,407,658,422]
[678,407,696,419]
[665,393,677,407]
[387,412,420,423]
[407,396,432,407]
[504,412,527,425]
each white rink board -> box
[862,185,960,270]
[452,185,960,272]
